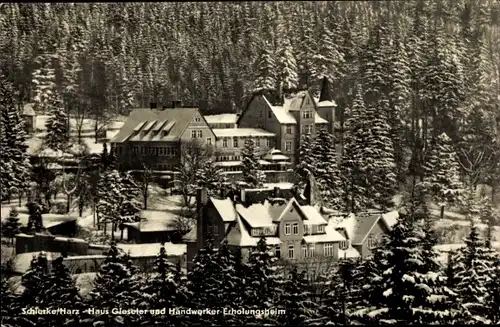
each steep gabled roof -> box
[210,197,237,222]
[110,108,201,143]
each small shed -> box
[21,103,36,133]
[124,210,185,243]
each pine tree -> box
[118,172,141,241]
[40,256,85,326]
[196,158,227,197]
[253,41,276,93]
[453,221,496,323]
[96,169,122,239]
[88,243,141,326]
[1,276,33,327]
[2,208,22,244]
[294,132,314,188]
[26,200,43,234]
[139,244,188,326]
[277,266,322,325]
[241,138,266,188]
[311,127,343,210]
[0,77,31,201]
[311,22,345,89]
[20,253,49,307]
[485,258,500,324]
[244,237,283,319]
[32,53,57,113]
[423,133,464,219]
[276,36,298,94]
[44,89,69,152]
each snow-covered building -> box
[328,210,400,259]
[187,186,346,271]
[237,77,340,165]
[123,209,185,244]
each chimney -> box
[196,187,209,250]
[172,100,182,108]
[150,102,157,109]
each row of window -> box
[285,124,313,135]
[217,155,241,162]
[207,224,219,236]
[132,146,179,156]
[250,226,277,237]
[221,137,271,148]
[284,223,325,236]
[282,242,335,259]
[191,130,204,138]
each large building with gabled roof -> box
[237,77,340,165]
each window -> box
[324,243,334,257]
[285,141,292,152]
[286,125,292,134]
[288,245,295,259]
[317,224,325,233]
[292,223,299,235]
[304,225,310,235]
[256,138,260,147]
[233,137,238,148]
[308,244,315,257]
[268,110,272,118]
[302,124,312,134]
[206,138,212,145]
[159,147,163,155]
[339,240,349,250]
[197,130,202,138]
[266,138,271,147]
[302,244,308,258]
[284,223,291,235]
[368,235,378,249]
[213,225,219,236]
[251,228,259,236]
[302,110,312,119]
[275,246,281,258]
[191,130,197,138]
[195,117,201,122]
[221,138,227,147]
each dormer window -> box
[340,240,349,250]
[317,225,325,233]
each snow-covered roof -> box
[300,205,328,225]
[212,128,275,138]
[23,103,35,116]
[258,159,271,165]
[215,161,242,167]
[352,214,382,245]
[334,213,357,240]
[264,93,329,125]
[269,106,297,124]
[210,197,237,222]
[317,100,337,107]
[117,242,186,257]
[381,211,399,230]
[314,113,328,124]
[204,113,239,124]
[1,211,77,229]
[12,252,61,274]
[226,214,256,247]
[236,201,279,227]
[339,246,361,259]
[124,210,179,232]
[303,225,345,243]
[263,148,290,162]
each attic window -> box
[317,225,325,233]
[195,117,201,122]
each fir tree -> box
[311,22,345,88]
[87,243,141,326]
[40,257,85,326]
[277,266,322,325]
[276,36,298,94]
[485,258,500,324]
[423,133,464,219]
[2,208,22,244]
[26,200,43,234]
[241,138,266,188]
[96,170,122,239]
[118,172,141,241]
[253,41,276,93]
[1,276,33,327]
[453,221,496,323]
[20,253,49,307]
[44,89,69,151]
[311,127,343,210]
[294,132,314,188]
[139,244,188,326]
[0,77,31,201]
[196,158,227,197]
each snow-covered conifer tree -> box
[96,170,122,239]
[423,133,464,219]
[453,220,496,323]
[0,77,31,201]
[311,127,343,210]
[44,89,69,151]
[196,158,227,197]
[277,266,321,325]
[88,243,141,326]
[2,208,21,244]
[276,36,298,94]
[253,41,276,93]
[21,253,49,307]
[26,200,43,234]
[311,23,345,88]
[241,138,266,188]
[294,132,314,188]
[118,172,142,240]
